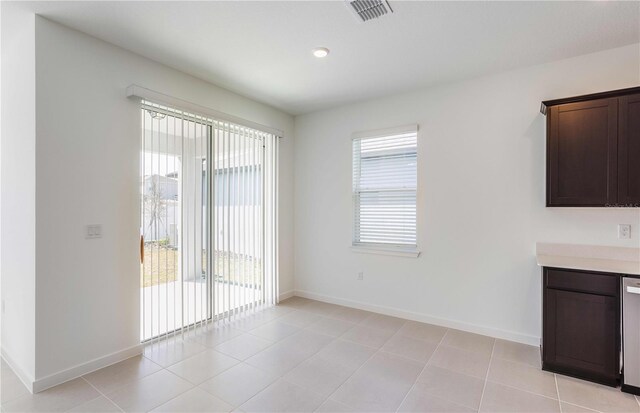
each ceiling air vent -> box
[346,0,393,22]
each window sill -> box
[350,246,421,258]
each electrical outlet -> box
[618,224,631,240]
[86,224,102,239]
[357,271,364,280]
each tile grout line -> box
[232,330,286,361]
[198,304,291,343]
[149,337,277,413]
[158,307,296,370]
[247,318,338,371]
[484,356,614,410]
[238,309,367,411]
[197,306,338,404]
[144,333,210,369]
[555,374,563,413]
[204,362,276,410]
[237,337,332,408]
[465,344,561,402]
[554,373,631,413]
[423,352,549,409]
[0,366,32,407]
[484,378,564,403]
[477,338,496,413]
[394,327,450,412]
[306,313,383,412]
[282,313,379,411]
[141,367,202,411]
[164,371,197,413]
[80,376,125,413]
[560,401,601,413]
[318,316,408,411]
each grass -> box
[142,243,262,288]
[142,244,178,287]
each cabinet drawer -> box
[545,268,619,296]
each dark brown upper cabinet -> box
[618,94,640,205]
[542,87,640,207]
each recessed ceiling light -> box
[313,47,329,58]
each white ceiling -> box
[22,1,640,115]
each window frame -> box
[351,124,420,258]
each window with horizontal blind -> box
[352,126,418,252]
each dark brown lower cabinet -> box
[542,267,620,386]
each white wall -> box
[31,16,294,384]
[293,44,640,345]
[0,2,37,390]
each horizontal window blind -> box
[353,130,417,248]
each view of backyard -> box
[142,242,262,288]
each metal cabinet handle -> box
[140,235,144,264]
[627,285,640,294]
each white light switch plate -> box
[86,224,102,239]
[618,224,631,239]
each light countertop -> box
[536,243,640,275]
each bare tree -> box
[144,176,167,242]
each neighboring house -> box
[143,170,263,257]
[144,174,178,201]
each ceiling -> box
[21,1,640,115]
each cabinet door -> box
[618,94,640,206]
[543,288,619,383]
[547,98,618,206]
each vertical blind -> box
[352,128,417,248]
[211,119,280,322]
[141,101,279,342]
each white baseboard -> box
[1,348,35,394]
[32,344,143,393]
[279,290,295,301]
[293,290,540,346]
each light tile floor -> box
[2,297,640,412]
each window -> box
[352,125,418,256]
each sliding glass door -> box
[140,106,209,341]
[140,102,278,342]
[211,123,279,320]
